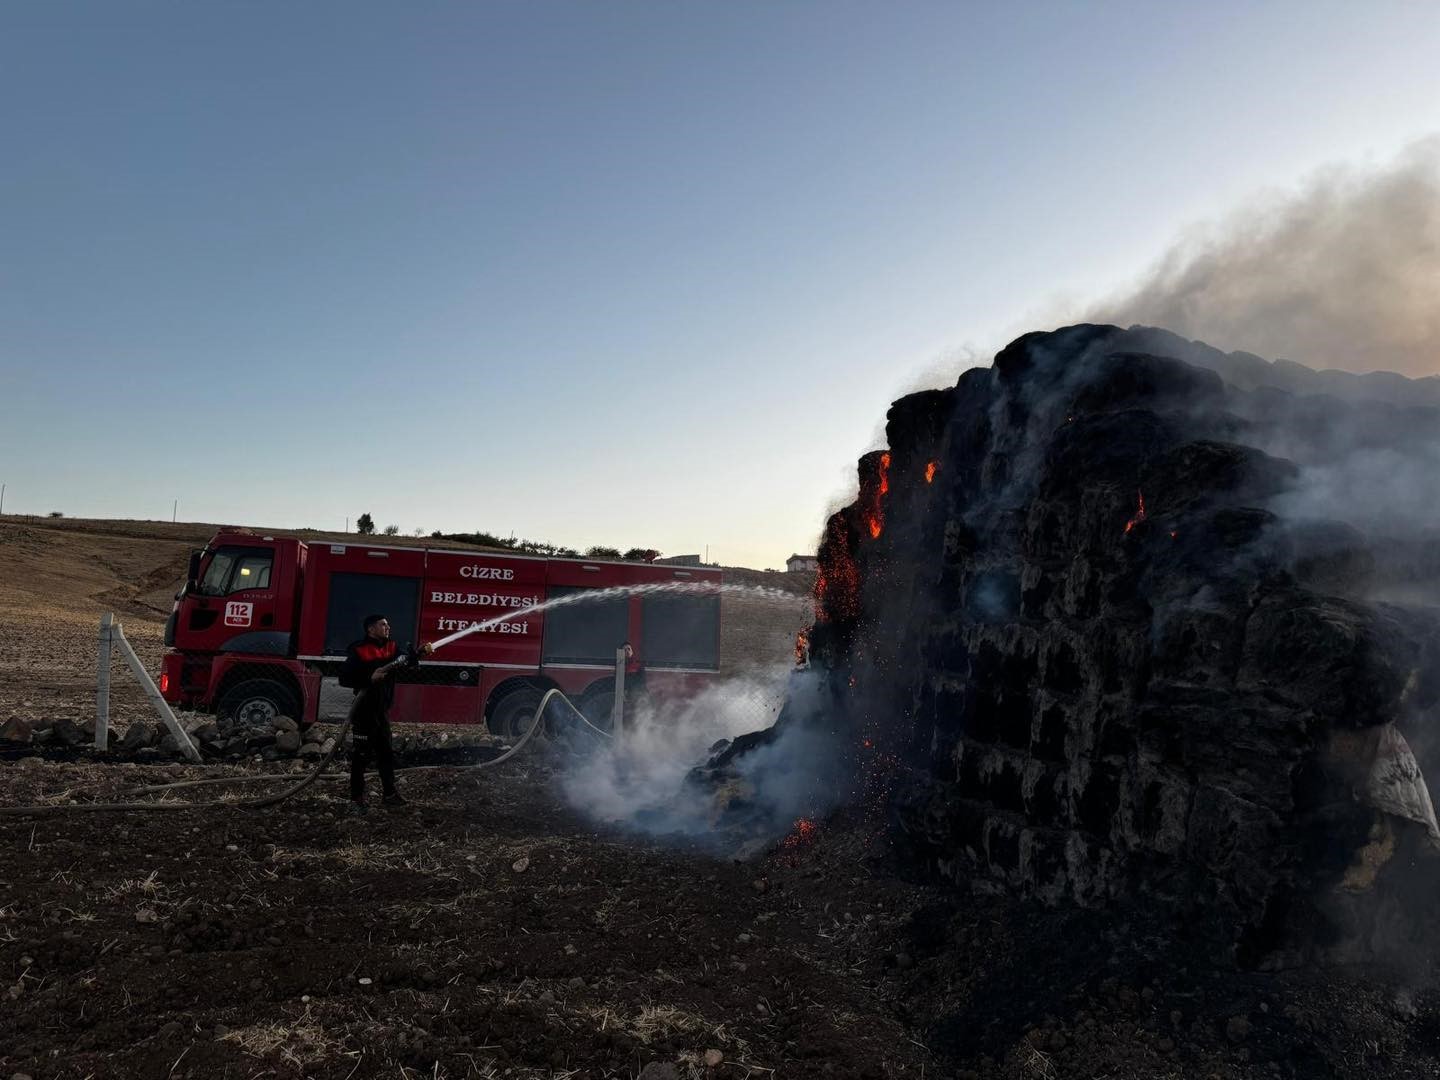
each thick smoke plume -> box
[1086,138,1440,378]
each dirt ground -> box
[4,753,1439,1080]
[0,754,933,1079]
[5,517,1440,1078]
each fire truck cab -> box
[161,530,722,734]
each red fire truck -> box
[160,530,722,735]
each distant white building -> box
[786,554,819,573]
[656,554,702,567]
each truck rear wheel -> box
[216,678,301,729]
[488,688,543,739]
[578,683,650,734]
[577,686,617,734]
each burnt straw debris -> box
[715,323,1440,968]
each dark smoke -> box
[1086,138,1440,380]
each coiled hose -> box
[0,687,603,818]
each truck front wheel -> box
[216,678,301,729]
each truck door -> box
[298,545,428,724]
[182,543,287,655]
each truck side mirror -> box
[184,550,202,596]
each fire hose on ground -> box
[0,688,609,819]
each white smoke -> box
[1086,137,1440,378]
[558,665,832,843]
[1270,441,1440,539]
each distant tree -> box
[412,527,426,537]
[555,546,579,557]
[431,530,444,538]
[382,524,400,536]
[356,513,375,535]
[584,545,621,558]
[48,510,64,518]
[623,547,661,562]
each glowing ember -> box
[816,450,890,622]
[794,628,809,667]
[782,817,820,851]
[1123,489,1148,534]
[814,513,860,623]
[924,460,938,484]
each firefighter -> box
[339,614,432,813]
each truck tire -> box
[488,687,543,739]
[577,685,617,734]
[216,678,301,729]
[578,682,650,734]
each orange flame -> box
[864,452,892,539]
[924,460,937,484]
[794,629,809,667]
[1123,489,1147,534]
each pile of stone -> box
[2,716,107,751]
[177,712,333,761]
[2,710,498,764]
[0,711,332,761]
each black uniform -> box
[340,636,400,802]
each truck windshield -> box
[199,547,274,595]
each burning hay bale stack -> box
[802,323,1440,964]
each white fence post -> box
[111,620,202,763]
[611,647,627,742]
[96,613,113,749]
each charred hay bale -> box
[810,324,1440,964]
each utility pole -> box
[172,499,177,523]
[1,483,5,516]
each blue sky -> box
[3,2,1438,567]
